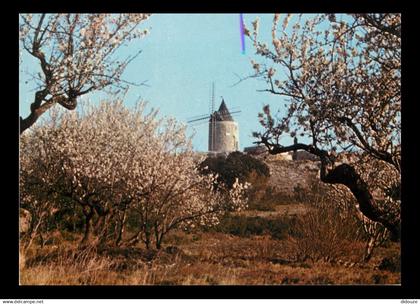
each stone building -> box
[208,99,239,153]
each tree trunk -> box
[260,142,400,241]
[97,213,112,246]
[20,114,39,135]
[116,210,127,247]
[81,207,94,244]
[20,87,77,134]
[156,241,161,250]
[24,215,43,250]
[144,225,151,250]
[20,90,54,135]
[154,224,162,250]
[320,162,400,241]
[126,230,142,246]
[363,237,376,262]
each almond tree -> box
[127,145,248,249]
[20,100,248,248]
[246,14,401,240]
[19,102,151,245]
[19,13,151,134]
[20,125,63,249]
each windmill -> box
[187,83,241,153]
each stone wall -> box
[292,150,319,161]
[261,155,320,195]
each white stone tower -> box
[208,99,239,152]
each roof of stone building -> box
[210,99,234,122]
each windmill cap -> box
[210,99,234,121]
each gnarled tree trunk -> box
[320,162,400,241]
[261,140,400,241]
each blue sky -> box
[19,14,304,151]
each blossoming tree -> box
[19,13,151,134]
[20,101,248,249]
[245,14,401,240]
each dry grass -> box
[20,230,400,285]
[238,203,309,218]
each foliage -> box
[327,166,398,261]
[19,13,151,133]
[246,13,401,237]
[199,151,273,208]
[20,100,248,250]
[245,171,277,211]
[287,179,396,263]
[205,213,294,240]
[287,182,365,263]
[199,151,269,189]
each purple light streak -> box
[239,14,245,54]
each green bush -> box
[205,214,295,240]
[199,151,270,189]
[199,152,300,211]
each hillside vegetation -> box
[20,149,400,285]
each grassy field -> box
[20,203,400,285]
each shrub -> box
[199,151,269,189]
[287,181,364,263]
[206,213,295,240]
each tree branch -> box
[339,116,400,172]
[20,90,54,134]
[256,138,400,240]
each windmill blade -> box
[187,115,211,123]
[188,107,240,118]
[187,112,212,121]
[187,107,241,122]
[189,120,209,127]
[188,118,212,127]
[218,110,242,119]
[187,110,241,123]
[230,110,242,114]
